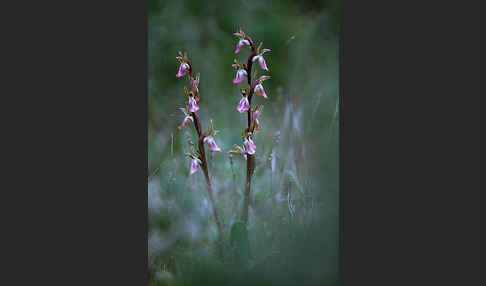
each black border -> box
[7,0,149,284]
[8,0,469,284]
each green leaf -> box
[257,42,263,54]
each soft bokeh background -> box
[148,0,339,285]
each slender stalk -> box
[241,37,256,224]
[192,112,223,236]
[185,65,224,239]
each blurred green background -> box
[148,0,339,285]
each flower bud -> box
[252,110,260,132]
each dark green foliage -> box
[230,221,251,267]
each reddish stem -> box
[185,65,224,238]
[241,38,256,224]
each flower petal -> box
[176,63,189,78]
[190,158,200,175]
[235,39,250,54]
[178,115,193,129]
[204,136,222,152]
[254,84,268,98]
[233,69,247,84]
[188,97,199,113]
[236,96,250,113]
[258,56,268,71]
[244,138,256,155]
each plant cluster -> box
[175,28,272,257]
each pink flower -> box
[176,62,190,78]
[204,136,222,152]
[233,69,247,84]
[190,158,201,175]
[190,75,199,89]
[236,96,250,113]
[252,109,260,122]
[190,74,200,99]
[188,96,199,113]
[178,115,193,129]
[235,39,250,54]
[254,83,267,98]
[244,137,256,155]
[252,55,268,71]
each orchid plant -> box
[229,29,271,224]
[176,51,223,237]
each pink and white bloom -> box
[254,83,267,98]
[190,73,200,100]
[233,69,247,84]
[188,96,199,113]
[252,54,268,71]
[235,39,250,54]
[244,137,256,155]
[176,62,190,78]
[190,157,202,175]
[236,96,250,113]
[204,136,222,152]
[178,115,193,129]
[190,75,199,89]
